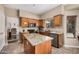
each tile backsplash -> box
[49,27,63,32]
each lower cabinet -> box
[39,32,49,36]
[58,34,64,48]
[49,33,64,48]
[20,32,29,43]
[23,37,52,54]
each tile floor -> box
[66,37,79,46]
[0,41,79,54]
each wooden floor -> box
[0,41,79,54]
[52,47,79,54]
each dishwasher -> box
[49,33,58,48]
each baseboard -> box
[64,45,79,48]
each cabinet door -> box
[0,11,5,51]
[58,34,64,47]
[54,15,62,27]
[20,17,28,27]
[38,20,43,27]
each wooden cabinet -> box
[28,19,43,27]
[39,32,49,36]
[53,15,62,27]
[35,40,51,54]
[20,17,43,28]
[20,17,29,27]
[50,33,64,48]
[28,19,38,27]
[23,36,52,54]
[38,20,43,27]
[57,34,64,48]
[20,32,29,43]
[24,39,35,53]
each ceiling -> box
[4,4,59,15]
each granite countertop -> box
[49,31,63,34]
[23,33,53,46]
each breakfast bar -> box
[22,33,53,54]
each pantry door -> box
[0,11,6,51]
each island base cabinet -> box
[24,39,52,54]
[24,39,35,54]
[35,40,52,54]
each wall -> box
[40,5,64,34]
[0,5,6,51]
[41,5,63,19]
[64,10,79,47]
[20,10,40,19]
[0,5,5,12]
[64,10,79,37]
[5,7,18,17]
[4,7,19,44]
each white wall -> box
[64,10,79,37]
[0,5,6,51]
[64,10,79,47]
[5,7,18,17]
[20,10,40,19]
[64,5,79,41]
[41,5,63,19]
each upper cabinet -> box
[53,15,62,27]
[37,20,43,27]
[20,17,43,28]
[20,17,29,27]
[20,15,62,28]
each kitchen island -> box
[22,33,53,54]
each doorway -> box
[67,16,77,38]
[66,15,79,47]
